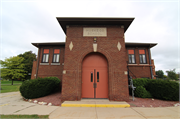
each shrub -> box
[134,86,152,98]
[146,80,179,101]
[132,78,150,87]
[132,78,179,101]
[20,77,61,99]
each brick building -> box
[31,17,157,101]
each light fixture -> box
[94,37,97,42]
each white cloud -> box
[1,0,179,74]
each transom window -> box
[53,49,60,63]
[139,49,146,64]
[128,49,135,64]
[42,49,49,63]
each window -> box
[128,49,135,64]
[42,49,49,63]
[53,49,60,63]
[139,49,146,64]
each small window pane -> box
[53,55,56,62]
[131,55,135,63]
[142,55,146,63]
[43,55,45,62]
[56,54,59,62]
[140,55,143,63]
[45,54,49,62]
[128,55,131,63]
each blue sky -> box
[0,0,179,74]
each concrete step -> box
[61,99,130,108]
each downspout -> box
[148,47,153,79]
[36,47,40,79]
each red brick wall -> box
[31,60,37,79]
[126,47,153,79]
[128,65,151,79]
[31,46,65,81]
[61,26,129,101]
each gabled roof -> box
[56,17,134,34]
[32,42,157,48]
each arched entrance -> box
[82,52,108,98]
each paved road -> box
[0,92,179,119]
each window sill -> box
[40,63,49,65]
[139,64,149,65]
[51,63,60,65]
[128,64,138,65]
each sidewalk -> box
[49,106,180,119]
[0,92,179,119]
[0,92,58,115]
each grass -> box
[1,80,23,85]
[0,85,21,93]
[0,81,22,93]
[0,115,49,119]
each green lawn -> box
[0,81,23,93]
[0,115,49,119]
[0,85,21,93]
[1,80,23,85]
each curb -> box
[61,103,130,108]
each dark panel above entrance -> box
[56,17,134,34]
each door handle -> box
[93,83,97,88]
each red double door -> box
[82,53,108,98]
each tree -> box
[18,51,36,80]
[0,56,27,85]
[155,70,164,79]
[176,73,180,80]
[163,75,168,79]
[166,69,178,80]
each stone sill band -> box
[40,63,64,65]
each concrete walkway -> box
[0,92,58,115]
[0,92,179,119]
[49,106,180,119]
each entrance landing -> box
[61,99,130,108]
